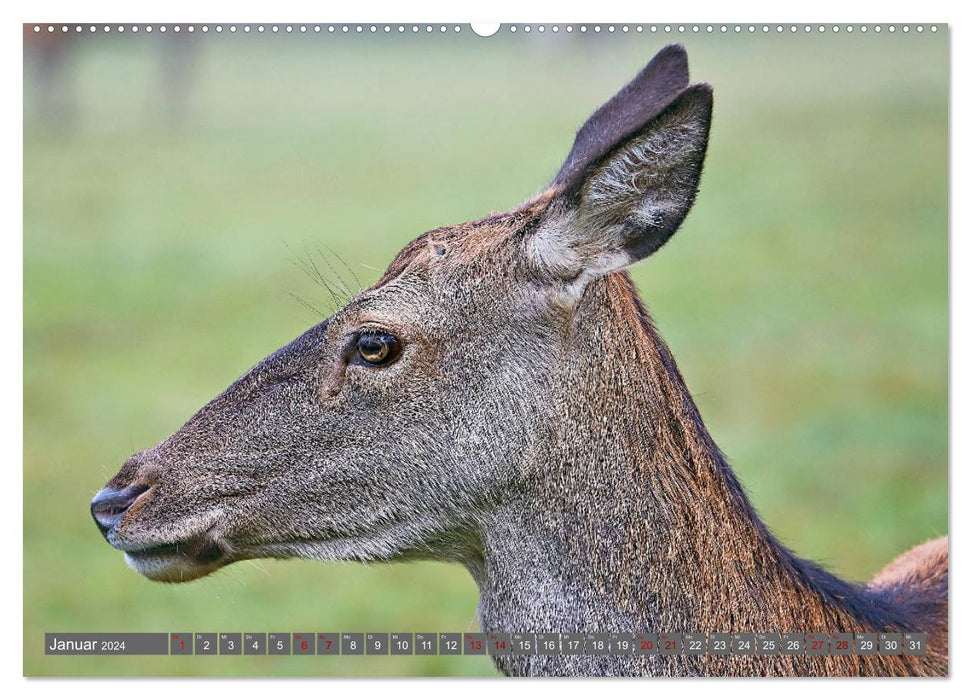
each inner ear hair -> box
[576,83,713,263]
[529,46,713,284]
[552,44,692,198]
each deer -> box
[90,44,948,677]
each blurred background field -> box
[23,27,947,677]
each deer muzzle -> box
[90,484,150,538]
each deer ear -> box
[530,46,713,283]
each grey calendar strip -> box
[45,632,927,656]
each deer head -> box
[91,44,712,584]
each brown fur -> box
[519,268,949,675]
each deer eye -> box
[356,331,401,366]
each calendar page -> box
[22,18,949,679]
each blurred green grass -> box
[24,31,947,676]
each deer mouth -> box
[91,483,232,582]
[121,534,228,583]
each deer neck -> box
[469,273,899,650]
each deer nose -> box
[91,484,150,537]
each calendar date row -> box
[46,631,926,656]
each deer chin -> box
[120,536,229,583]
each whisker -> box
[315,243,356,297]
[285,241,342,310]
[322,243,363,292]
[302,242,346,309]
[288,291,329,321]
[243,559,272,580]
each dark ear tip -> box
[687,82,713,96]
[647,43,690,81]
[658,43,688,57]
[679,82,714,111]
